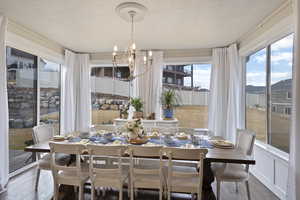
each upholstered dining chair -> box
[87,144,128,200]
[128,145,165,200]
[49,142,89,200]
[164,147,208,200]
[32,124,70,191]
[211,129,256,200]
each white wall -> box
[251,141,289,199]
[239,1,293,199]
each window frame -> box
[245,33,294,153]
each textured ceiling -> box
[0,0,286,52]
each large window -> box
[246,48,267,142]
[246,34,293,153]
[163,64,212,128]
[91,66,130,125]
[6,47,61,173]
[7,47,37,173]
[39,58,60,132]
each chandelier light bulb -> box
[132,43,136,50]
[128,57,132,63]
[143,56,147,64]
[148,50,153,57]
[112,52,117,56]
[113,45,118,52]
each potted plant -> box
[161,89,179,119]
[130,97,143,119]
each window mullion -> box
[266,45,271,145]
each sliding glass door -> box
[39,58,60,134]
[7,47,37,173]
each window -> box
[270,34,293,152]
[7,47,37,173]
[285,107,291,115]
[246,48,267,143]
[163,64,212,128]
[39,58,61,133]
[286,91,292,99]
[91,66,130,125]
[246,34,293,153]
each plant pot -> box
[121,113,128,119]
[133,111,143,119]
[163,108,173,119]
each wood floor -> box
[0,166,279,200]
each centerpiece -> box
[125,119,148,144]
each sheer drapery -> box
[287,0,300,199]
[132,51,163,119]
[0,15,8,192]
[208,44,244,143]
[61,50,91,134]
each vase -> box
[133,111,143,119]
[163,108,173,119]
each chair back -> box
[87,144,126,177]
[164,147,208,200]
[49,142,85,175]
[236,129,256,156]
[128,145,163,175]
[32,124,55,144]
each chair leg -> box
[91,184,95,200]
[245,181,251,200]
[168,186,171,200]
[53,183,59,200]
[35,168,41,191]
[79,185,84,200]
[216,180,221,200]
[235,182,239,193]
[130,182,134,200]
[159,187,162,200]
[119,184,123,200]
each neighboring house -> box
[163,65,192,88]
[246,79,292,115]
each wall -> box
[238,1,293,199]
[251,141,289,199]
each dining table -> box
[24,134,256,200]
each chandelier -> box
[112,2,153,81]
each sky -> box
[184,64,211,89]
[246,34,294,86]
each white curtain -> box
[61,50,91,134]
[132,51,163,119]
[208,44,244,143]
[287,0,300,199]
[0,15,9,192]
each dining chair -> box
[49,142,89,200]
[128,145,165,200]
[32,124,70,191]
[164,147,208,200]
[87,144,128,200]
[211,129,256,200]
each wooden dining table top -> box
[24,138,256,165]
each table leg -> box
[202,160,216,200]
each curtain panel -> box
[61,50,91,134]
[0,15,9,192]
[208,43,244,143]
[132,51,163,119]
[287,0,300,199]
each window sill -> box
[254,140,289,162]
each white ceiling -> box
[0,0,286,53]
